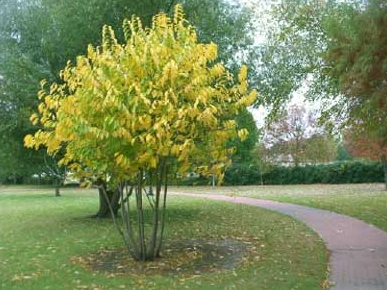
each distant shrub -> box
[4,161,382,186]
[224,163,261,185]
[171,161,384,186]
[262,161,384,185]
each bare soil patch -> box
[70,238,259,277]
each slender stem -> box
[119,183,139,259]
[145,187,155,210]
[156,162,168,256]
[125,185,138,251]
[148,172,154,196]
[136,170,147,260]
[147,165,163,259]
[99,185,130,249]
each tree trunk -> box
[381,154,387,190]
[55,186,61,197]
[54,179,61,197]
[94,187,120,218]
[101,162,169,261]
[148,172,154,196]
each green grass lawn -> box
[0,187,327,290]
[170,183,387,232]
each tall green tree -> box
[251,0,337,116]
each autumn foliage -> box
[24,5,256,260]
[24,5,255,184]
[345,135,387,162]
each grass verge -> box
[0,187,327,290]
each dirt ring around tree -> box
[70,237,262,277]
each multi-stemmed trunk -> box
[100,161,169,261]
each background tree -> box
[324,0,387,133]
[253,0,386,139]
[252,143,273,185]
[25,6,257,261]
[336,143,353,161]
[253,0,386,173]
[303,133,337,165]
[232,109,259,164]
[250,0,338,116]
[264,104,337,166]
[216,109,258,186]
[42,153,67,197]
[0,0,256,215]
[344,128,387,189]
[264,105,310,166]
[323,0,387,189]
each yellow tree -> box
[24,5,257,261]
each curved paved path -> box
[172,193,387,290]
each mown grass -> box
[0,187,327,290]
[169,183,387,232]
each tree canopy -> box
[25,5,256,184]
[324,0,387,144]
[264,104,337,166]
[24,5,257,260]
[0,0,256,183]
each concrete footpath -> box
[173,193,387,290]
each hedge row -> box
[261,161,384,185]
[180,161,385,185]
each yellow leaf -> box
[24,135,35,148]
[238,128,249,141]
[238,65,247,82]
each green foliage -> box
[182,160,384,185]
[303,134,338,164]
[251,0,338,115]
[263,161,384,185]
[336,143,353,161]
[231,109,259,163]
[224,163,261,185]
